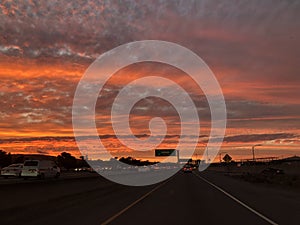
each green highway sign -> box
[155,149,176,157]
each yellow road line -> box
[101,178,171,225]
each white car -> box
[1,163,23,178]
[21,160,60,179]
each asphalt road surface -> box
[1,170,299,225]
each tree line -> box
[0,150,88,170]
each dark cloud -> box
[0,0,299,142]
[223,133,297,143]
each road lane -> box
[200,171,300,225]
[1,170,299,225]
[194,173,277,225]
[101,179,172,225]
[109,172,272,225]
[0,175,156,225]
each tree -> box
[0,150,12,168]
[77,155,89,168]
[118,157,153,166]
[14,155,24,164]
[57,152,77,170]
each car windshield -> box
[24,161,38,166]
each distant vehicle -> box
[138,166,150,172]
[182,164,193,173]
[21,160,60,179]
[192,165,197,170]
[1,163,23,178]
[74,167,94,172]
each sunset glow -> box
[0,0,299,161]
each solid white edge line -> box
[194,173,278,225]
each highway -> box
[0,170,299,225]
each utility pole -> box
[206,147,209,163]
[252,144,262,162]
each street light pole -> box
[252,144,262,162]
[206,146,209,163]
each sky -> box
[0,0,299,161]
